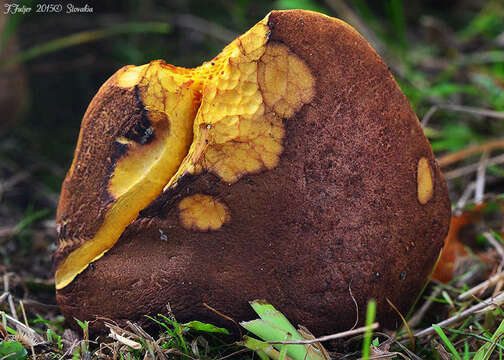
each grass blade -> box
[279,341,288,360]
[246,300,326,360]
[387,298,415,351]
[249,300,303,340]
[182,320,229,335]
[473,318,504,360]
[1,22,171,68]
[433,325,462,360]
[241,319,318,360]
[240,335,288,360]
[361,300,376,360]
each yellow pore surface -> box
[55,13,315,290]
[417,157,434,205]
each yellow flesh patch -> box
[116,64,148,87]
[417,157,434,204]
[55,13,315,290]
[179,194,230,231]
[55,66,200,290]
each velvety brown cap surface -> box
[54,71,142,266]
[56,10,451,335]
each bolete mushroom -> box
[55,10,451,334]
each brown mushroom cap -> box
[55,9,451,334]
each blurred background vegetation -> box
[0,0,504,357]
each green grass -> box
[434,325,462,360]
[0,22,172,69]
[5,278,504,359]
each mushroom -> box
[55,10,451,334]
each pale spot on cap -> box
[179,194,230,231]
[417,157,433,204]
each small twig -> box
[348,280,359,330]
[445,104,504,118]
[266,323,379,345]
[20,301,36,360]
[127,321,152,341]
[0,311,38,338]
[203,302,242,338]
[127,321,168,360]
[366,352,410,360]
[0,227,16,239]
[433,339,452,360]
[3,274,9,293]
[459,271,504,300]
[173,14,237,43]
[422,104,504,127]
[1,313,6,336]
[409,287,442,328]
[458,51,504,66]
[162,348,198,359]
[474,151,489,204]
[444,153,504,180]
[0,170,32,200]
[297,325,332,359]
[421,105,440,127]
[484,232,504,264]
[20,299,59,311]
[0,321,7,339]
[438,138,504,167]
[454,182,476,215]
[374,332,423,360]
[216,348,251,360]
[7,295,17,321]
[0,293,8,304]
[57,340,90,360]
[455,264,489,287]
[104,322,139,340]
[415,292,504,338]
[19,302,29,329]
[109,328,142,350]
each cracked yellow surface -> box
[179,194,230,231]
[55,12,315,290]
[417,157,434,205]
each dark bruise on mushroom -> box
[54,10,451,335]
